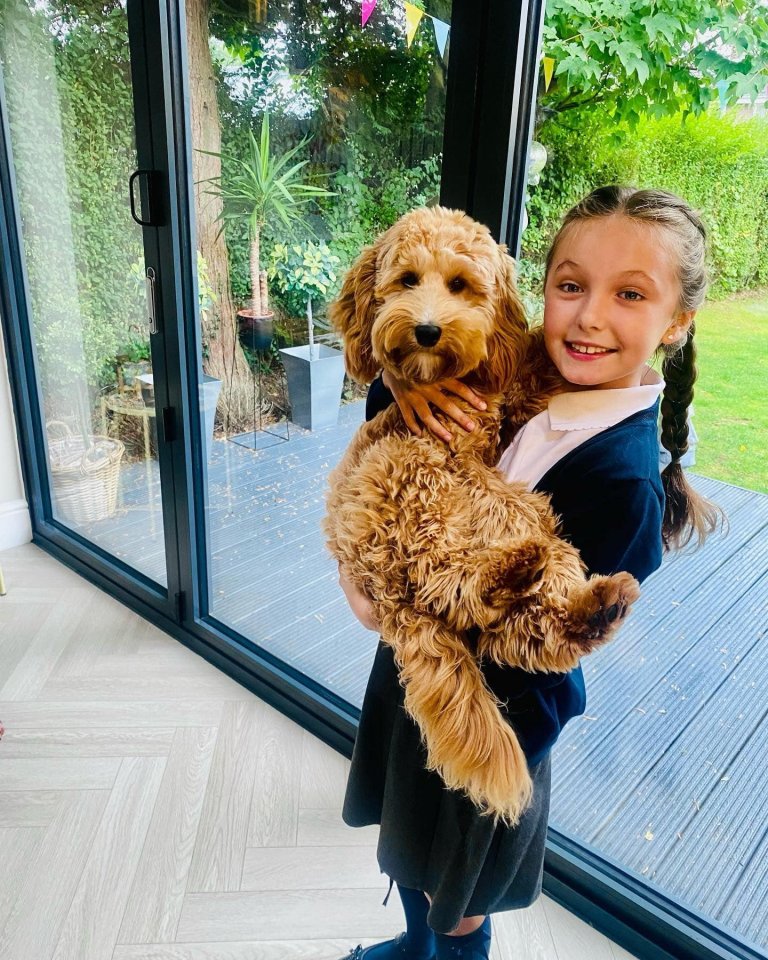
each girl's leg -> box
[339,882,436,959]
[397,883,437,955]
[434,916,492,958]
[424,893,492,958]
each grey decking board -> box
[554,527,768,790]
[571,515,768,721]
[576,574,768,856]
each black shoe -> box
[340,931,436,960]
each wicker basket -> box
[46,420,125,525]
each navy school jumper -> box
[364,375,665,767]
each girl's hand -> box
[382,369,487,442]
[338,567,381,632]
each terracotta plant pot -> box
[237,309,274,354]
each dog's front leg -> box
[381,606,534,827]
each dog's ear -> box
[328,239,381,384]
[482,245,528,391]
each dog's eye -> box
[448,276,466,293]
[400,272,419,288]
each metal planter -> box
[279,344,346,431]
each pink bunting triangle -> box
[362,0,377,27]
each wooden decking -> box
[71,399,767,953]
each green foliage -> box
[614,112,768,294]
[267,240,341,317]
[0,0,145,404]
[322,142,441,269]
[201,112,335,312]
[521,109,768,303]
[541,0,768,129]
[201,113,335,241]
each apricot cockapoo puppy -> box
[323,207,640,825]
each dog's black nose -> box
[414,323,442,347]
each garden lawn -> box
[691,293,767,494]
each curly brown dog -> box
[323,206,640,825]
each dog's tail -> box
[382,607,534,827]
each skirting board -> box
[0,498,32,550]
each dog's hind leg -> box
[411,540,549,631]
[477,569,641,674]
[381,606,534,827]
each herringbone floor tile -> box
[0,542,637,960]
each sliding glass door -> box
[174,0,455,705]
[0,0,171,588]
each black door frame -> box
[1,3,762,959]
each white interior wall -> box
[0,328,32,550]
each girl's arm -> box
[338,566,380,632]
[366,371,487,441]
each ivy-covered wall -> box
[0,0,144,410]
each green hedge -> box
[522,109,768,302]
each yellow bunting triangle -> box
[404,2,425,47]
[543,56,555,91]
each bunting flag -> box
[432,17,450,58]
[361,0,377,27]
[542,56,555,91]
[360,0,451,60]
[404,2,425,47]
[716,79,729,113]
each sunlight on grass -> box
[692,293,767,494]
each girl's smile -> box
[543,215,695,390]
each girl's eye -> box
[620,290,644,301]
[558,282,581,293]
[447,276,466,293]
[400,272,419,288]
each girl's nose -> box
[576,297,605,331]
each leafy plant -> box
[268,240,341,356]
[200,112,335,317]
[540,0,768,130]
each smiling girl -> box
[338,186,722,960]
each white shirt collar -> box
[547,366,664,432]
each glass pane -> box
[0,0,167,586]
[520,3,768,952]
[185,1,451,700]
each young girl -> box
[337,186,721,960]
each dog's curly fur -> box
[323,207,640,825]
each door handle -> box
[146,267,158,334]
[129,169,157,226]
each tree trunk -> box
[185,0,254,435]
[249,231,262,315]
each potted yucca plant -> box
[200,113,334,352]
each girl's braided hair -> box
[545,185,723,550]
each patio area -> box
[70,398,767,954]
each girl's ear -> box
[663,309,696,345]
[328,239,382,384]
[482,246,528,392]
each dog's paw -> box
[572,572,641,652]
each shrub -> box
[522,109,768,304]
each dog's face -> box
[329,207,527,391]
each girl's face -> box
[543,215,695,390]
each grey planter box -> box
[200,374,222,461]
[279,344,346,431]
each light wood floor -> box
[0,542,639,960]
